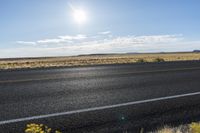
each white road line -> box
[1,91,200,125]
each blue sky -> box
[1,0,200,58]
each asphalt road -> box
[1,61,200,132]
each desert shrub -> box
[136,58,146,63]
[151,122,200,133]
[25,123,61,133]
[156,127,173,133]
[153,58,165,62]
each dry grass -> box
[0,53,200,70]
[151,126,189,133]
[150,122,200,133]
[24,122,200,133]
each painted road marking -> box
[1,91,200,125]
[0,67,200,84]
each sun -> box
[72,9,87,24]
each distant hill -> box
[78,53,117,56]
[193,50,200,52]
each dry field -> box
[0,53,200,70]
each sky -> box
[0,0,200,58]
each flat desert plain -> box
[0,52,200,69]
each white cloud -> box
[73,34,183,53]
[37,34,87,44]
[17,34,180,46]
[7,33,198,58]
[16,41,36,45]
[17,34,87,45]
[37,38,65,44]
[110,35,183,45]
[98,31,111,35]
[59,34,87,40]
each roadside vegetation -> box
[0,52,200,70]
[24,122,200,133]
[153,57,165,62]
[25,123,61,133]
[136,58,146,63]
[150,122,200,133]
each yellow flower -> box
[25,123,62,133]
[190,122,200,133]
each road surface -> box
[1,61,200,132]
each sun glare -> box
[73,9,87,24]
